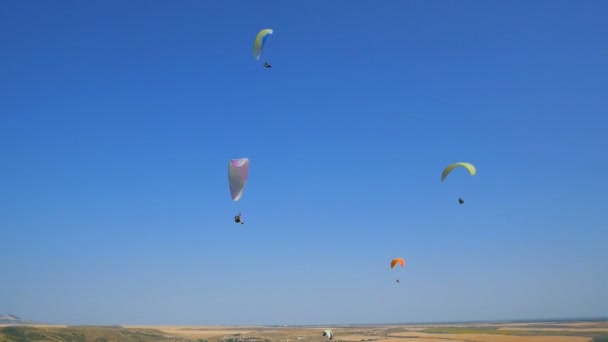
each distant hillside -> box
[0,325,193,342]
[0,314,42,325]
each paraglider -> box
[323,330,333,340]
[391,258,405,283]
[253,29,274,67]
[441,162,476,204]
[228,158,250,224]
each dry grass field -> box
[0,321,607,342]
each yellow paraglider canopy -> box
[441,162,476,182]
[253,29,273,60]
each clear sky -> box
[1,0,607,326]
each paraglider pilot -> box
[234,213,244,224]
[264,62,272,68]
[458,198,465,205]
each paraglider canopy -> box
[228,158,250,201]
[441,162,476,181]
[391,258,405,268]
[253,29,273,60]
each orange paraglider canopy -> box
[391,258,405,268]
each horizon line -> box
[45,316,608,327]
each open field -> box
[1,321,607,342]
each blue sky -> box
[1,0,607,325]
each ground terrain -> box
[1,321,607,342]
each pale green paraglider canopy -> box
[253,29,273,60]
[228,158,250,201]
[441,162,476,181]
